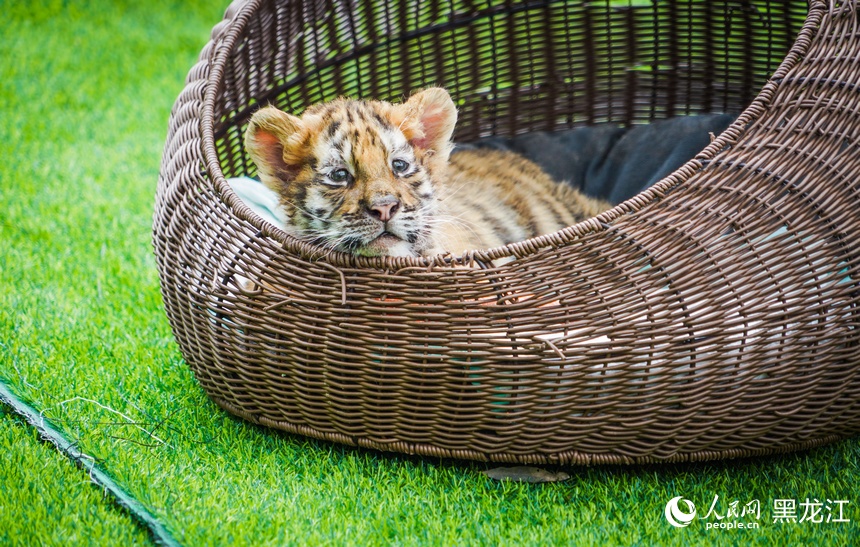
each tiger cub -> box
[244,88,610,259]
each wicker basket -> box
[154,0,860,464]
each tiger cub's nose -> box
[367,196,400,222]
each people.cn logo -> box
[665,496,697,528]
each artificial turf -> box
[1,0,858,545]
[0,407,152,546]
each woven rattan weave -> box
[154,0,860,464]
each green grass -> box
[1,0,858,545]
[0,407,151,546]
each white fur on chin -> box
[385,240,416,258]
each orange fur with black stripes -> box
[244,88,610,258]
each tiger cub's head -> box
[244,88,457,258]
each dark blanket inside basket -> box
[456,114,736,204]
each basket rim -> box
[200,0,823,270]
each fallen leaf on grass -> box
[481,466,571,483]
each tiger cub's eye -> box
[391,159,410,174]
[328,168,351,185]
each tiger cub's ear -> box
[244,106,305,189]
[398,88,457,161]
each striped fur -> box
[244,88,610,258]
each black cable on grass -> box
[0,379,181,547]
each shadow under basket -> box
[154,0,860,465]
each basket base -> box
[211,396,847,466]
